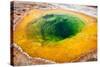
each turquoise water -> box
[27,13,85,42]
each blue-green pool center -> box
[27,13,85,42]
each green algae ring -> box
[27,13,85,42]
